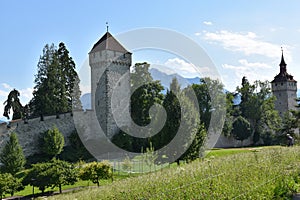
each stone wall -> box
[0,113,75,157]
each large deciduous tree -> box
[79,161,112,187]
[22,159,77,194]
[41,126,65,158]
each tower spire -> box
[280,47,287,73]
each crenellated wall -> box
[0,113,75,157]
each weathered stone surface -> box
[0,113,75,157]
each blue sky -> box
[1,0,300,120]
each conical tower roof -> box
[90,32,129,54]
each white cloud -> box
[222,59,274,91]
[203,21,213,26]
[19,88,34,100]
[194,32,201,36]
[202,30,292,62]
[164,57,209,78]
[1,83,12,90]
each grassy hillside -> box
[44,146,300,200]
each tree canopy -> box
[31,42,80,119]
[0,133,26,175]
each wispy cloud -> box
[222,59,273,90]
[164,57,209,78]
[202,30,292,62]
[203,21,213,26]
[1,83,13,90]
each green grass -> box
[44,146,300,200]
[205,145,281,158]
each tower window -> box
[98,100,100,106]
[281,83,283,86]
[275,83,277,86]
[118,82,121,86]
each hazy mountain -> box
[149,68,201,89]
[80,93,91,110]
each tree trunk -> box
[59,184,62,193]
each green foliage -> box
[79,161,112,187]
[236,77,281,144]
[58,130,94,162]
[41,126,65,158]
[22,162,53,193]
[232,116,252,144]
[31,42,80,118]
[130,62,164,127]
[22,159,77,194]
[152,80,181,150]
[47,159,78,193]
[222,92,234,137]
[3,89,23,120]
[0,133,25,175]
[0,173,23,199]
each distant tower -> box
[271,50,298,117]
[89,30,132,138]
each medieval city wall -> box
[0,113,75,157]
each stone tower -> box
[271,51,298,116]
[89,31,132,138]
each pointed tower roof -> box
[90,31,129,54]
[272,50,296,83]
[279,51,287,68]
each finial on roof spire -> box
[106,22,109,32]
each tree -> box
[180,123,207,163]
[22,159,77,194]
[0,173,23,199]
[0,133,25,175]
[236,77,281,144]
[41,126,65,158]
[174,87,204,164]
[192,78,226,132]
[79,161,112,187]
[232,116,252,146]
[152,78,181,150]
[22,162,52,194]
[48,159,78,193]
[57,42,81,112]
[31,43,80,118]
[130,62,164,127]
[3,89,23,120]
[222,92,234,137]
[32,43,57,118]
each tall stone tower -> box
[271,51,298,116]
[89,31,132,138]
